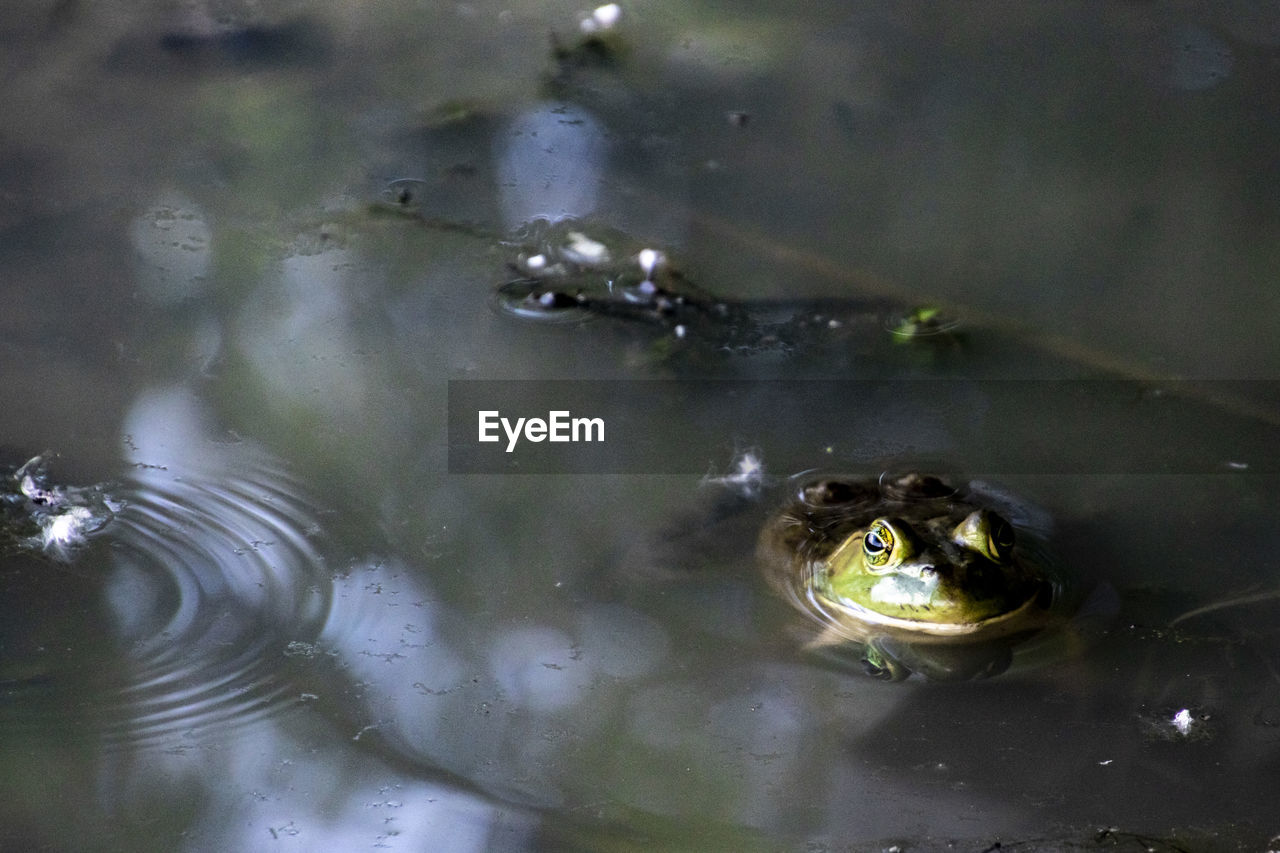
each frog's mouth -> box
[868,571,940,608]
[817,587,1047,640]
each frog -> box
[758,471,1058,681]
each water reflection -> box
[3,384,546,848]
[129,191,212,305]
[497,102,608,228]
[315,555,674,809]
[238,242,376,427]
[4,1,1280,849]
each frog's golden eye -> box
[862,518,909,572]
[863,526,890,559]
[952,510,1015,562]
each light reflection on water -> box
[496,102,608,228]
[313,554,680,810]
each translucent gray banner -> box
[447,380,1279,475]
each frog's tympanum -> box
[759,472,1057,681]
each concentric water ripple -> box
[89,466,332,746]
[1,389,334,749]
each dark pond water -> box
[2,2,1279,851]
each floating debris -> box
[702,451,766,496]
[2,455,117,560]
[1138,705,1214,741]
[887,304,962,340]
[283,640,322,659]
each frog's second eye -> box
[990,516,1015,556]
[862,518,899,570]
[952,510,1015,562]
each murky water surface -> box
[2,2,1279,851]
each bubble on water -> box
[1171,708,1194,735]
[493,279,593,324]
[637,248,663,279]
[580,3,621,35]
[379,177,430,209]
